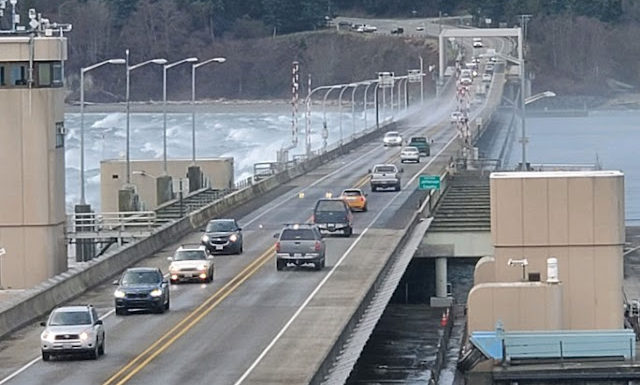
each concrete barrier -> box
[0,118,399,342]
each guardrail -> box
[67,211,160,236]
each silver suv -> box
[370,164,402,191]
[40,305,105,361]
[274,224,326,271]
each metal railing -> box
[67,211,161,239]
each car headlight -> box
[80,332,89,341]
[197,263,208,271]
[169,263,177,272]
[229,234,238,242]
[114,289,125,298]
[150,288,163,297]
[201,235,210,243]
[42,331,55,343]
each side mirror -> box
[207,255,214,260]
[95,320,103,326]
[167,256,173,261]
[400,168,404,173]
[237,227,242,231]
[112,280,119,286]
[367,169,372,174]
[162,279,168,285]
[200,228,206,232]
[273,233,280,239]
[364,193,368,197]
[40,321,47,327]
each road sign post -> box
[419,175,441,190]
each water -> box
[63,106,381,212]
[501,110,640,225]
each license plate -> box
[328,223,335,227]
[215,245,223,250]
[293,253,302,258]
[63,344,72,349]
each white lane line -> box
[0,308,117,384]
[233,132,459,385]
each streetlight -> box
[363,81,377,132]
[338,84,357,146]
[79,58,125,205]
[191,57,225,164]
[125,50,167,185]
[525,91,555,105]
[163,57,198,175]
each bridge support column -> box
[431,257,453,307]
[74,204,96,262]
[118,185,140,212]
[188,165,202,192]
[156,175,173,206]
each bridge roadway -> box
[0,96,463,383]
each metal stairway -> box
[430,173,490,232]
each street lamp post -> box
[363,81,377,132]
[163,57,198,175]
[419,56,424,104]
[125,51,167,185]
[79,58,125,204]
[338,84,355,146]
[350,83,363,139]
[191,57,226,164]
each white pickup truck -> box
[370,164,402,192]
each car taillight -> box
[314,241,322,251]
[359,197,364,202]
[275,241,280,253]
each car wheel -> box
[238,243,243,254]
[363,205,368,212]
[400,160,405,163]
[344,226,353,237]
[98,337,105,356]
[42,351,51,361]
[208,268,214,282]
[164,295,170,310]
[276,259,285,271]
[395,184,401,191]
[314,260,324,271]
[115,307,127,316]
[371,185,377,192]
[89,340,99,360]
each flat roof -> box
[490,170,623,179]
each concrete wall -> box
[473,256,495,285]
[100,158,234,212]
[467,282,564,335]
[0,37,67,289]
[420,231,493,258]
[469,171,625,331]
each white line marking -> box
[233,132,459,385]
[0,309,116,384]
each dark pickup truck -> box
[409,136,430,156]
[312,199,353,237]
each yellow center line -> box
[103,245,275,385]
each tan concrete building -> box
[100,158,234,212]
[468,171,625,332]
[0,36,68,288]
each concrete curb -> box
[0,119,398,342]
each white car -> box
[459,77,472,86]
[168,245,215,283]
[450,111,463,123]
[40,305,105,361]
[400,146,420,163]
[482,73,492,82]
[416,26,425,31]
[363,25,377,32]
[383,131,403,146]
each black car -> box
[113,267,170,315]
[201,219,243,254]
[312,199,353,237]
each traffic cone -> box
[440,311,448,327]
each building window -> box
[0,65,5,86]
[10,64,27,86]
[38,63,52,87]
[55,122,65,148]
[52,62,63,87]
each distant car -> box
[459,77,472,86]
[168,245,214,283]
[482,73,492,82]
[391,27,404,34]
[485,63,495,73]
[274,224,326,271]
[201,218,243,254]
[363,24,377,32]
[471,96,483,106]
[370,164,402,192]
[400,146,420,163]
[383,131,403,146]
[341,188,368,211]
[450,111,464,123]
[40,305,105,361]
[313,198,353,236]
[114,267,170,315]
[416,26,425,31]
[408,136,431,156]
[472,37,483,48]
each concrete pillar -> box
[74,204,96,262]
[156,175,173,206]
[187,165,202,192]
[118,186,140,212]
[431,257,453,307]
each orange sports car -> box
[340,188,368,211]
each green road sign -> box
[419,175,440,190]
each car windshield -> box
[411,137,426,143]
[374,166,396,173]
[281,229,315,240]
[385,132,399,137]
[316,200,346,212]
[342,190,361,197]
[121,271,160,285]
[403,147,418,153]
[206,221,235,232]
[174,250,206,261]
[49,310,91,326]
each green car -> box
[409,136,430,156]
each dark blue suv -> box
[113,267,170,315]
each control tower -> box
[0,5,71,288]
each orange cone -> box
[440,311,448,327]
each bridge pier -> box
[431,256,453,307]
